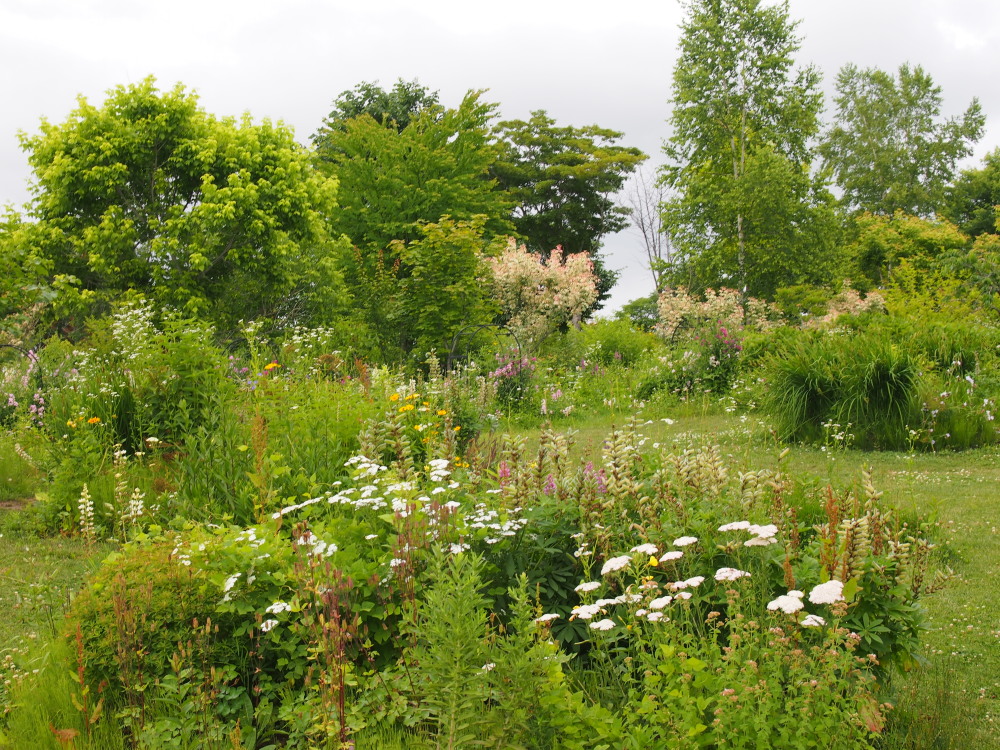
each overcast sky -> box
[2,0,998,312]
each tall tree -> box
[819,63,985,217]
[314,78,439,139]
[14,78,343,329]
[626,166,673,290]
[661,0,838,299]
[492,111,645,306]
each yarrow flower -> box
[646,611,666,622]
[649,596,673,610]
[630,543,659,556]
[767,594,804,614]
[808,580,845,604]
[589,618,616,631]
[659,550,683,562]
[571,603,604,620]
[718,521,751,532]
[673,536,698,547]
[715,567,751,582]
[801,614,826,627]
[600,555,632,576]
[535,613,560,623]
[575,581,601,593]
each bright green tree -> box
[661,0,839,299]
[313,89,512,253]
[819,63,985,217]
[491,111,645,304]
[15,78,344,329]
[943,148,1000,237]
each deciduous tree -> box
[819,63,984,217]
[16,78,343,329]
[661,0,838,299]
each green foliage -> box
[662,0,841,298]
[314,78,440,135]
[492,110,645,307]
[849,212,968,286]
[774,284,833,322]
[820,63,985,217]
[943,147,1000,237]
[17,77,344,331]
[615,293,659,332]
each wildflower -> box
[575,581,601,593]
[389,393,400,402]
[646,612,665,622]
[673,536,698,547]
[87,416,101,424]
[767,594,804,614]
[263,362,280,371]
[649,596,673,610]
[648,556,659,567]
[437,409,447,416]
[659,550,683,562]
[808,580,845,604]
[683,576,705,588]
[266,601,292,615]
[589,618,616,631]
[715,567,751,582]
[675,591,692,600]
[600,555,632,576]
[535,613,560,623]
[630,543,659,556]
[718,521,751,532]
[801,614,826,628]
[261,619,279,633]
[481,663,496,672]
[571,603,603,620]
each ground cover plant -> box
[0,295,997,748]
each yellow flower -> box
[437,409,448,416]
[414,425,424,432]
[87,416,101,425]
[264,362,281,371]
[453,426,461,432]
[648,556,659,567]
[389,393,400,402]
[67,420,77,428]
[399,404,415,412]
[405,393,418,401]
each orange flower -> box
[87,416,101,425]
[437,409,448,416]
[389,393,400,402]
[264,362,281,371]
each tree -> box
[943,148,1000,237]
[848,211,968,286]
[313,89,512,253]
[313,78,440,138]
[626,166,673,291]
[491,111,645,306]
[819,63,985,217]
[661,0,838,299]
[15,78,343,329]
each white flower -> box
[571,603,603,620]
[589,618,617,631]
[646,611,666,622]
[575,581,601,593]
[261,619,278,633]
[649,596,673,610]
[600,555,632,576]
[718,520,751,532]
[265,601,292,615]
[715,567,751,582]
[635,609,648,617]
[365,534,379,540]
[448,543,469,555]
[747,523,778,539]
[535,613,560,623]
[223,573,241,593]
[744,536,778,547]
[801,614,826,627]
[673,536,698,547]
[767,595,805,614]
[481,662,496,672]
[788,590,804,599]
[675,591,692,600]
[808,580,845,604]
[683,576,705,588]
[659,550,683,562]
[630,543,659,555]
[443,500,461,510]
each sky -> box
[2,0,999,313]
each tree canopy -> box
[819,63,985,217]
[660,0,839,300]
[12,78,343,329]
